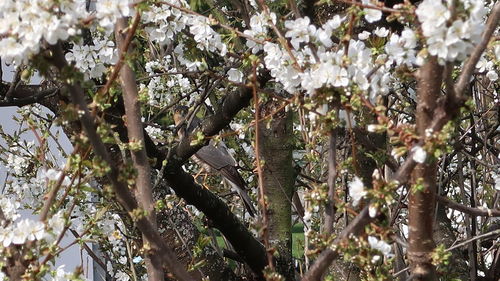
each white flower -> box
[349,177,366,206]
[358,31,371,40]
[363,0,382,23]
[494,174,500,191]
[416,0,486,64]
[115,271,130,281]
[0,226,14,247]
[331,65,349,87]
[369,205,378,218]
[11,219,45,245]
[118,256,128,265]
[494,45,500,60]
[44,169,71,186]
[411,146,427,163]
[227,68,243,83]
[53,265,69,281]
[48,211,66,237]
[368,236,393,258]
[285,17,313,50]
[0,197,21,221]
[486,70,498,81]
[374,27,389,37]
[303,210,312,222]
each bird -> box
[173,106,257,217]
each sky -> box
[1,62,97,280]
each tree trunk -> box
[408,56,443,281]
[258,101,295,280]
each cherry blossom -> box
[349,177,366,206]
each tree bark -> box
[258,101,295,280]
[115,17,164,281]
[408,56,443,281]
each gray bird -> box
[173,106,257,217]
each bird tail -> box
[228,181,257,217]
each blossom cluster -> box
[0,211,64,247]
[416,0,487,64]
[0,0,85,64]
[139,56,195,107]
[243,12,276,53]
[188,15,228,56]
[65,38,118,80]
[142,1,187,46]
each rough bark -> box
[258,101,295,280]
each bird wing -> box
[195,141,237,169]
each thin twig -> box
[252,61,274,269]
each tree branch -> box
[302,205,374,281]
[0,87,59,107]
[47,43,193,281]
[115,16,165,281]
[437,195,500,217]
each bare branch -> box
[437,195,500,217]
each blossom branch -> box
[97,12,141,99]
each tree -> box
[0,0,499,281]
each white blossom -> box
[349,177,366,206]
[227,68,243,83]
[411,146,427,163]
[363,0,382,23]
[358,31,371,40]
[369,205,378,218]
[115,271,130,281]
[494,174,500,191]
[43,169,71,186]
[53,265,70,281]
[374,27,389,38]
[285,17,314,50]
[416,0,486,64]
[368,236,393,258]
[486,70,498,81]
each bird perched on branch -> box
[173,106,257,217]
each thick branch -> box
[159,71,270,172]
[115,17,165,281]
[164,168,268,278]
[0,85,59,107]
[408,56,443,281]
